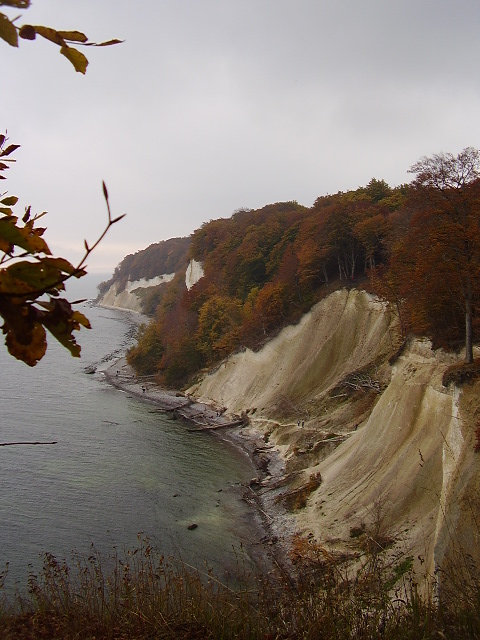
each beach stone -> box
[187,523,198,530]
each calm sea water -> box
[0,294,257,593]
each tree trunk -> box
[350,247,356,279]
[465,283,474,364]
[337,252,345,280]
[294,273,303,303]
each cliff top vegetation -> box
[124,149,480,388]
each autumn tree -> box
[325,198,364,280]
[353,212,388,272]
[253,282,290,334]
[196,294,243,361]
[294,210,333,297]
[0,2,122,364]
[126,321,164,376]
[407,147,480,363]
[374,148,480,361]
[363,178,392,203]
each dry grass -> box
[0,534,479,639]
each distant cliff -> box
[97,237,191,314]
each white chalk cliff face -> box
[98,260,205,312]
[189,288,480,590]
[185,259,204,291]
[98,274,175,312]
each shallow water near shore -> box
[0,303,259,594]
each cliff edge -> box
[188,288,480,590]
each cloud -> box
[3,0,480,274]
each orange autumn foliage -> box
[126,149,480,385]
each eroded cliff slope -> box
[189,288,480,587]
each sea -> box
[0,275,258,594]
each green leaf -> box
[0,12,18,47]
[41,256,78,276]
[0,217,51,254]
[60,44,88,74]
[0,217,17,245]
[0,260,64,294]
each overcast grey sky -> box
[3,0,480,275]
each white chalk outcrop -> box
[98,258,204,311]
[186,259,204,291]
[125,274,174,292]
[189,288,480,589]
[98,274,174,312]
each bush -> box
[442,358,480,387]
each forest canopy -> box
[126,148,480,387]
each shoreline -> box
[96,307,296,582]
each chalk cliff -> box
[96,237,192,313]
[98,274,175,312]
[188,288,480,590]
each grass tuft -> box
[0,533,480,638]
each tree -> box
[325,198,363,280]
[409,147,480,192]
[353,212,389,272]
[407,147,480,363]
[196,294,243,361]
[363,178,392,203]
[1,3,123,365]
[253,282,289,334]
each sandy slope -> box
[188,288,480,590]
[189,289,396,416]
